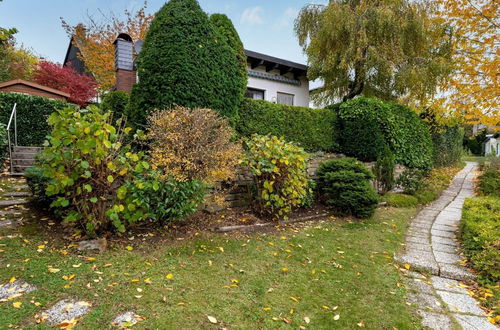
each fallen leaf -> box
[48,267,61,273]
[404,264,410,270]
[207,315,218,324]
[12,301,22,308]
[281,267,289,272]
[290,296,300,302]
[125,246,134,251]
[334,314,340,321]
[166,273,174,279]
[357,320,366,327]
[303,316,310,324]
[9,277,16,283]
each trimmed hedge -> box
[0,92,70,146]
[460,197,500,284]
[236,99,338,152]
[101,91,129,117]
[431,126,464,167]
[478,169,500,197]
[337,97,433,169]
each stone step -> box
[4,191,31,198]
[0,199,28,208]
[12,146,43,153]
[11,159,36,166]
[11,152,38,160]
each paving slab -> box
[432,224,457,232]
[396,253,439,275]
[453,314,498,330]
[404,277,435,295]
[430,276,468,295]
[0,199,28,207]
[407,291,444,312]
[431,229,455,239]
[42,299,91,326]
[433,251,463,264]
[415,310,453,330]
[406,236,429,244]
[432,243,459,254]
[405,242,432,253]
[439,263,476,281]
[3,191,31,198]
[431,236,459,247]
[435,290,484,316]
[0,280,36,301]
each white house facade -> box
[485,134,500,157]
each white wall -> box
[246,67,310,107]
[485,138,500,156]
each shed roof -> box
[0,79,71,98]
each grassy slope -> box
[0,207,420,329]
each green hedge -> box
[0,92,70,146]
[337,97,433,169]
[460,197,500,284]
[431,126,464,167]
[236,99,338,152]
[101,91,129,117]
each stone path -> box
[397,162,497,329]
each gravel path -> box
[397,162,497,329]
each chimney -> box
[114,34,136,93]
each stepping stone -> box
[41,299,91,326]
[415,310,453,330]
[453,314,498,330]
[112,312,142,327]
[435,290,484,316]
[11,185,28,190]
[0,280,36,301]
[4,191,31,198]
[0,199,28,208]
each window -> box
[245,88,265,100]
[277,92,294,106]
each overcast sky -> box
[0,0,327,65]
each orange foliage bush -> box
[147,106,241,185]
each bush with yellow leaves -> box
[147,106,241,185]
[242,135,310,219]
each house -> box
[0,79,70,101]
[64,33,310,107]
[485,133,500,157]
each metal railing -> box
[6,103,17,174]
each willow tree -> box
[295,0,453,105]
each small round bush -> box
[316,158,379,219]
[477,169,500,197]
[382,193,418,208]
[242,135,310,219]
[396,168,427,195]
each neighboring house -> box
[484,133,500,157]
[0,79,70,102]
[64,33,310,107]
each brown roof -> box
[0,79,71,98]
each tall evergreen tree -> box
[128,0,244,126]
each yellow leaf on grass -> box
[281,267,289,272]
[48,267,61,273]
[166,273,174,279]
[304,316,310,324]
[263,307,272,311]
[357,320,366,327]
[290,296,299,302]
[12,301,22,308]
[404,264,410,270]
[37,245,45,249]
[334,314,340,321]
[207,315,218,324]
[144,278,152,284]
[9,277,16,283]
[125,246,134,251]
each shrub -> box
[382,193,418,208]
[242,135,309,218]
[0,92,71,146]
[0,122,7,164]
[464,130,486,155]
[373,147,395,194]
[337,97,433,169]
[147,106,241,185]
[38,106,147,236]
[25,165,56,205]
[477,169,500,197]
[316,158,379,218]
[101,91,130,117]
[125,171,206,223]
[431,126,464,167]
[129,0,245,126]
[396,168,427,195]
[237,99,338,152]
[460,197,500,285]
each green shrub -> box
[242,135,309,218]
[25,165,56,205]
[38,106,147,236]
[101,91,130,117]
[0,92,71,146]
[316,158,379,218]
[414,190,438,204]
[237,99,338,152]
[337,97,433,169]
[373,147,395,194]
[478,169,500,197]
[125,171,206,223]
[460,197,500,285]
[129,0,246,126]
[382,193,418,208]
[396,168,427,195]
[431,126,464,167]
[463,130,486,156]
[0,122,7,164]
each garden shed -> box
[0,79,70,102]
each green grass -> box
[0,207,421,329]
[382,193,418,208]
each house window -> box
[277,92,294,105]
[245,88,265,100]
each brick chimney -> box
[114,34,136,93]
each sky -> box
[0,0,327,65]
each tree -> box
[209,14,248,87]
[430,0,499,128]
[0,44,38,82]
[295,0,453,105]
[61,1,154,92]
[33,61,98,107]
[128,0,244,126]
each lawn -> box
[0,202,421,329]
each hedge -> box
[236,99,338,152]
[337,97,433,169]
[431,126,464,167]
[0,92,70,146]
